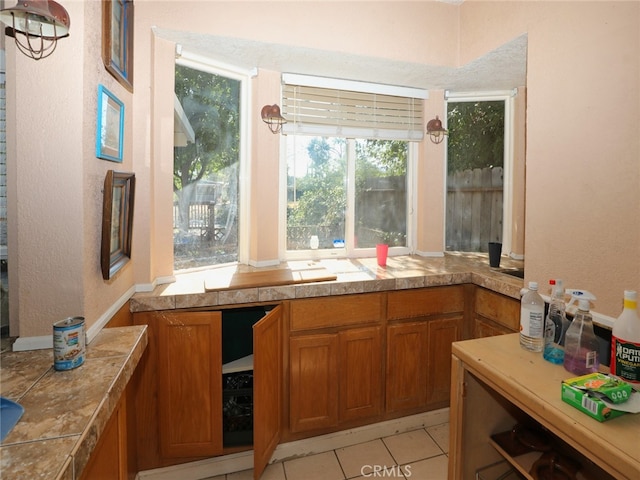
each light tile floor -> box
[204,422,449,480]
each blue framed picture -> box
[96,85,124,162]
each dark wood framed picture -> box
[102,0,134,92]
[101,170,135,280]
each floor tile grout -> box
[213,422,449,480]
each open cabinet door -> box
[252,305,283,479]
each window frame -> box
[279,135,416,260]
[173,51,254,270]
[444,90,515,255]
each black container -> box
[222,372,253,446]
[488,242,502,268]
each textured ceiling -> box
[156,29,527,92]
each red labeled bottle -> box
[611,290,640,384]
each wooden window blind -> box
[281,82,425,141]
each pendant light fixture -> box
[0,0,70,60]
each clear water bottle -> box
[543,279,569,364]
[520,281,545,352]
[564,299,600,375]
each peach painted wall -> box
[419,90,447,255]
[7,1,137,342]
[250,69,282,265]
[6,1,639,341]
[460,1,640,316]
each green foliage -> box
[355,139,407,177]
[287,137,408,248]
[288,138,346,231]
[173,65,240,192]
[447,101,504,174]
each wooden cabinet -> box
[157,311,223,458]
[449,334,638,480]
[386,286,464,413]
[288,294,384,434]
[473,286,520,337]
[426,316,463,404]
[289,333,339,432]
[133,305,282,479]
[253,305,283,479]
[339,326,383,422]
[386,321,428,412]
[128,284,519,476]
[289,293,383,332]
[289,326,383,433]
[79,391,128,480]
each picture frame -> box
[102,0,134,92]
[96,84,124,162]
[101,170,136,280]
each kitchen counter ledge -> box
[131,252,525,312]
[0,325,148,480]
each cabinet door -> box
[474,287,520,334]
[386,321,429,412]
[79,393,127,480]
[339,326,383,422]
[157,311,223,458]
[473,316,514,338]
[289,333,339,433]
[427,316,463,405]
[253,306,283,480]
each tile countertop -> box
[131,252,526,312]
[0,325,148,480]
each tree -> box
[447,101,504,173]
[287,138,347,246]
[286,137,408,249]
[174,65,240,233]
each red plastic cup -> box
[376,244,389,267]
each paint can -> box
[53,316,86,370]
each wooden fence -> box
[446,167,503,252]
[173,202,228,242]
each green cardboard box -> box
[561,373,629,422]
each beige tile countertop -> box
[0,325,148,480]
[131,252,525,312]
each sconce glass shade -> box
[261,104,287,134]
[426,115,448,144]
[0,0,70,60]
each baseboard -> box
[136,409,449,480]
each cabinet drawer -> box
[387,286,464,320]
[475,288,520,332]
[290,293,383,331]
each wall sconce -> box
[261,104,287,134]
[426,116,448,144]
[0,0,70,60]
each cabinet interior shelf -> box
[222,354,253,374]
[489,437,603,480]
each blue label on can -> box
[53,317,86,371]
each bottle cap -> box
[624,290,637,301]
[578,299,590,311]
[528,281,538,290]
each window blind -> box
[281,80,426,141]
